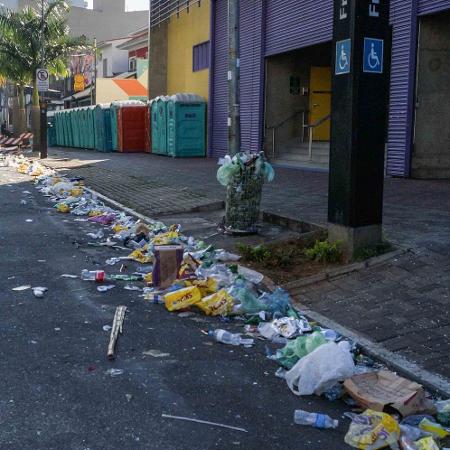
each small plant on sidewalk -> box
[305,240,342,263]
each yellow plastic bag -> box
[344,409,400,449]
[415,437,440,450]
[88,210,103,217]
[112,223,127,233]
[56,203,70,213]
[190,278,218,297]
[152,231,179,245]
[196,289,234,316]
[70,187,83,197]
[164,286,202,311]
[143,272,153,283]
[127,248,152,264]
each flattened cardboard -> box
[344,370,435,416]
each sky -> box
[86,0,148,11]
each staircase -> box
[271,138,330,170]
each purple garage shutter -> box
[386,0,418,177]
[265,0,333,57]
[418,0,450,14]
[240,0,264,152]
[209,0,229,157]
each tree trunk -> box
[17,85,27,135]
[31,79,40,153]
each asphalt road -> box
[0,166,353,450]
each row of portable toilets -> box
[51,94,206,157]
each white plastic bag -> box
[285,341,355,396]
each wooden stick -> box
[107,305,127,360]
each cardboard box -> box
[152,245,183,289]
[344,370,435,416]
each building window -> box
[193,41,210,72]
[103,58,108,77]
[129,57,137,72]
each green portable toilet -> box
[63,111,70,147]
[87,106,96,149]
[166,93,206,157]
[95,104,113,152]
[152,96,169,155]
[69,109,77,147]
[54,112,60,145]
[80,107,88,148]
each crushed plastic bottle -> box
[107,274,143,282]
[208,329,254,347]
[294,410,339,429]
[81,269,106,282]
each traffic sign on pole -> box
[36,68,49,91]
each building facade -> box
[208,0,450,178]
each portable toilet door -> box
[87,106,96,149]
[95,104,113,152]
[166,93,206,157]
[110,103,119,151]
[150,98,159,153]
[153,96,169,155]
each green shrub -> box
[236,243,271,263]
[305,240,342,263]
[353,241,393,261]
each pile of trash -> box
[3,154,449,450]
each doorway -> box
[413,10,450,178]
[264,42,332,170]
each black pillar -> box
[328,0,390,258]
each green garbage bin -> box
[166,93,206,157]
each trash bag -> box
[217,160,241,186]
[258,288,292,317]
[276,331,327,369]
[285,341,355,395]
[344,409,400,449]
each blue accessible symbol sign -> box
[363,38,384,73]
[335,39,351,75]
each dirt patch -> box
[235,239,341,285]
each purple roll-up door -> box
[418,0,450,15]
[386,0,418,177]
[240,0,264,152]
[209,0,228,158]
[265,0,333,57]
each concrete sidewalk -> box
[45,147,450,384]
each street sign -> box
[36,68,49,91]
[335,39,351,75]
[73,73,85,92]
[363,37,384,73]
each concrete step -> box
[271,158,329,171]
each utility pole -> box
[147,0,152,100]
[90,37,97,105]
[39,0,47,159]
[227,0,240,155]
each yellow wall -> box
[167,1,210,99]
[96,78,129,104]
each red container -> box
[117,105,148,153]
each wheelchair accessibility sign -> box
[335,39,351,75]
[363,38,383,73]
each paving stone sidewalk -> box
[45,148,450,384]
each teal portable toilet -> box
[166,93,206,157]
[152,96,169,155]
[150,98,159,153]
[47,111,56,147]
[63,111,70,147]
[54,113,60,146]
[80,107,88,148]
[69,109,78,147]
[87,106,96,149]
[95,104,113,152]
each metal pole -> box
[39,0,47,158]
[147,0,152,101]
[227,0,240,156]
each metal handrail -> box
[303,113,331,161]
[265,110,306,159]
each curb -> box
[75,183,449,397]
[296,302,450,398]
[283,247,407,291]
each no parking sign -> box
[36,68,49,91]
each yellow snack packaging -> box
[112,223,127,233]
[143,272,153,284]
[192,277,218,297]
[419,419,450,439]
[70,187,83,197]
[127,247,153,264]
[164,286,202,312]
[415,437,440,450]
[152,230,179,245]
[196,289,234,316]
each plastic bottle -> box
[208,329,254,347]
[81,269,105,282]
[107,274,143,282]
[294,410,339,429]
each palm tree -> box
[0,1,85,151]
